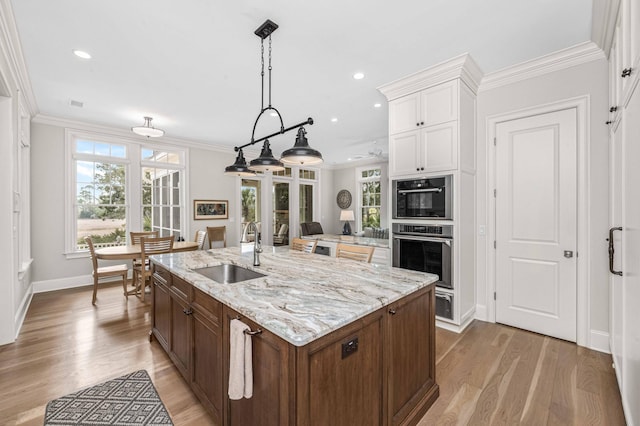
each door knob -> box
[563,250,574,258]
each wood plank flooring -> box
[0,283,626,425]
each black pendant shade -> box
[224,149,256,176]
[224,19,322,176]
[280,127,323,165]
[249,140,285,172]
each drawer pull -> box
[183,308,193,315]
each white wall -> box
[475,58,611,349]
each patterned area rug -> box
[44,370,173,425]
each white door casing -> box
[495,108,577,342]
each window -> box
[358,167,382,231]
[241,179,261,242]
[73,139,127,250]
[66,131,186,255]
[272,167,292,177]
[141,148,183,239]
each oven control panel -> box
[392,223,453,238]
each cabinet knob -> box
[183,308,193,315]
[416,123,420,127]
[421,167,425,171]
[621,68,633,78]
[610,106,618,113]
[606,120,613,125]
[388,309,397,315]
[420,121,424,125]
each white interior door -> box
[609,122,624,386]
[495,108,577,342]
[620,82,640,426]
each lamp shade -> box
[131,116,164,138]
[249,140,285,172]
[280,127,323,165]
[340,210,355,221]
[225,149,256,176]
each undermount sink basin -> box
[193,264,265,284]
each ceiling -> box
[10,0,594,165]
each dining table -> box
[95,241,200,260]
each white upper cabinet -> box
[388,80,458,135]
[421,81,458,127]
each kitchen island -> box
[150,247,439,425]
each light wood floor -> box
[0,283,626,426]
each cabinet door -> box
[387,287,437,425]
[170,293,190,380]
[389,93,421,135]
[191,311,223,425]
[225,309,293,426]
[304,312,384,426]
[421,121,458,172]
[421,80,458,126]
[389,131,421,176]
[152,279,171,351]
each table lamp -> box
[340,210,355,235]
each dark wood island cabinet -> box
[150,248,438,426]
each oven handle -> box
[393,235,452,245]
[435,292,451,302]
[398,188,443,194]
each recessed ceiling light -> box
[374,103,382,108]
[353,72,365,80]
[270,112,278,117]
[331,117,338,123]
[73,50,92,59]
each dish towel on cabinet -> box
[228,319,253,400]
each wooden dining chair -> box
[85,236,129,305]
[207,226,227,249]
[291,237,317,253]
[133,236,174,301]
[129,231,159,286]
[194,230,207,250]
[336,243,375,263]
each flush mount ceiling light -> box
[225,19,322,175]
[131,116,164,138]
[353,72,365,80]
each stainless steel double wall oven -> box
[392,175,454,320]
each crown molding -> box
[591,0,620,57]
[479,41,606,92]
[32,113,238,154]
[377,53,484,101]
[0,0,39,115]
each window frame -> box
[356,166,382,233]
[64,129,187,258]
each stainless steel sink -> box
[193,264,265,284]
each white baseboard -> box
[14,283,33,340]
[589,329,610,354]
[32,274,94,293]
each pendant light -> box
[281,127,323,165]
[224,149,256,176]
[224,19,322,176]
[131,116,164,138]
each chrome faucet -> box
[248,221,262,266]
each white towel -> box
[228,319,253,400]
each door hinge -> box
[494,240,496,249]
[494,292,497,300]
[493,189,497,198]
[494,137,497,146]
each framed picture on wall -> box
[194,200,228,220]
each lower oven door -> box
[435,291,453,320]
[392,235,453,289]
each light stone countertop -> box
[151,246,437,346]
[301,233,390,248]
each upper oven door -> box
[393,175,452,219]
